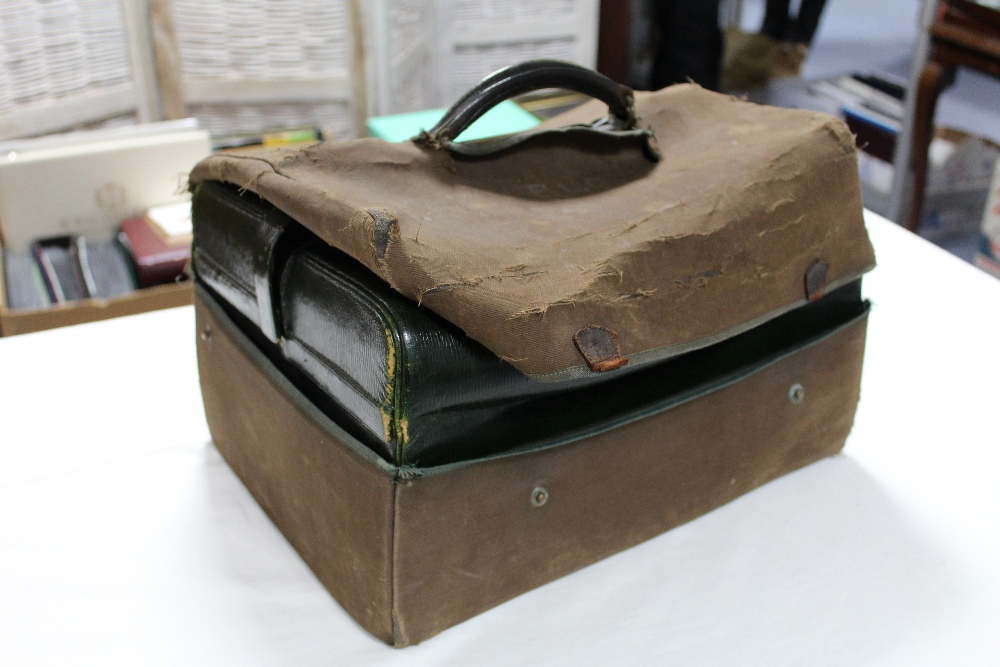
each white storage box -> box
[0,120,210,252]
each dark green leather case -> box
[193,180,868,467]
[192,181,310,342]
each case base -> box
[195,284,868,646]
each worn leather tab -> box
[805,259,829,301]
[574,325,629,372]
[369,210,397,261]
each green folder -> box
[367,100,540,143]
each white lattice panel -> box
[381,0,435,113]
[172,0,349,80]
[451,0,578,24]
[0,0,136,139]
[449,38,577,101]
[171,0,356,137]
[366,0,598,115]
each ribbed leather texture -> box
[280,240,544,462]
[193,181,309,341]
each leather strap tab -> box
[574,325,630,372]
[805,259,829,301]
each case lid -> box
[189,60,875,379]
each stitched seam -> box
[390,474,404,646]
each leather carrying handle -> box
[418,59,639,146]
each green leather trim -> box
[415,304,871,478]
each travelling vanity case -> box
[190,60,875,646]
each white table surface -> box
[1,212,999,666]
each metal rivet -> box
[789,383,804,404]
[530,487,548,507]
[200,325,212,341]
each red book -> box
[119,215,190,287]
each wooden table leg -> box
[906,58,956,233]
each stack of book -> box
[3,200,193,311]
[0,120,207,334]
[119,201,192,288]
[15,236,134,309]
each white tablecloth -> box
[1,212,998,666]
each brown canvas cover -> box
[189,79,874,379]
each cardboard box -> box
[974,157,1000,280]
[856,127,999,236]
